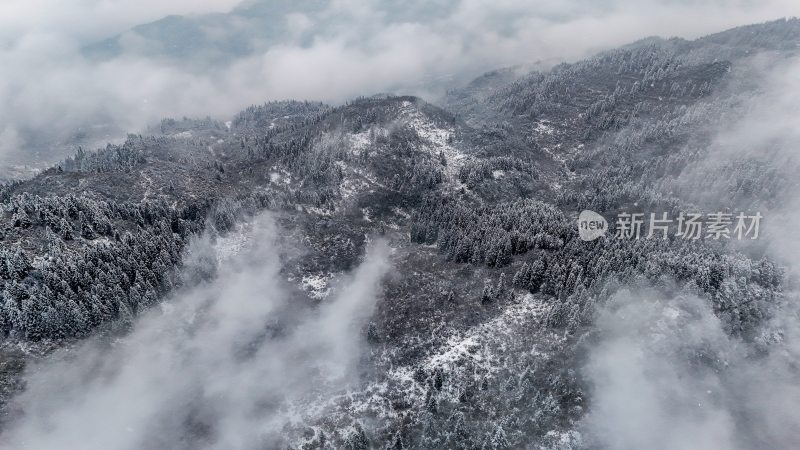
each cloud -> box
[2,0,800,171]
[652,52,800,261]
[582,46,800,450]
[716,56,800,266]
[0,0,241,44]
[582,287,800,450]
[1,213,392,449]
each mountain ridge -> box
[0,18,797,448]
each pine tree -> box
[343,423,369,450]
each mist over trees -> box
[0,16,799,450]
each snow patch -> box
[304,206,332,216]
[214,223,253,263]
[391,207,410,219]
[395,103,474,191]
[384,294,554,406]
[348,131,373,153]
[422,294,548,375]
[300,274,332,299]
[535,121,556,135]
[340,177,370,200]
[88,236,112,247]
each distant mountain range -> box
[83,0,458,66]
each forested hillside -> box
[1,18,799,449]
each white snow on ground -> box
[88,237,112,247]
[224,121,232,130]
[350,166,384,188]
[300,274,332,299]
[543,430,584,449]
[398,101,470,185]
[303,206,333,216]
[347,130,376,154]
[139,171,156,200]
[542,145,576,181]
[300,102,471,215]
[492,169,505,179]
[383,293,554,405]
[30,256,48,271]
[214,222,253,263]
[536,120,578,183]
[423,293,548,375]
[340,176,371,200]
[391,206,410,219]
[535,121,556,135]
[175,131,192,138]
[268,169,292,185]
[280,293,564,448]
[322,126,388,159]
[213,222,334,299]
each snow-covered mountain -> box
[1,17,799,449]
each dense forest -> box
[1,18,799,449]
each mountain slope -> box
[1,19,799,449]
